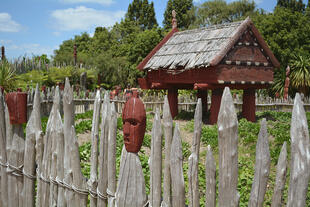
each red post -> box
[242,89,256,122]
[168,88,178,118]
[197,89,208,113]
[209,89,223,124]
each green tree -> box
[277,0,306,13]
[289,55,310,95]
[163,0,194,29]
[190,0,256,28]
[126,0,158,30]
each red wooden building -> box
[137,17,280,124]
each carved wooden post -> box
[163,96,173,207]
[217,87,239,206]
[271,142,287,207]
[1,46,5,61]
[197,90,207,113]
[287,93,310,207]
[210,88,223,124]
[97,91,110,207]
[63,78,75,206]
[150,108,162,207]
[249,118,270,207]
[23,84,42,207]
[192,98,202,158]
[170,123,185,207]
[242,89,256,122]
[0,90,7,207]
[205,145,216,207]
[115,147,148,207]
[107,103,117,207]
[168,88,178,118]
[88,90,101,207]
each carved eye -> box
[131,121,137,126]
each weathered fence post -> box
[271,142,287,207]
[70,126,88,207]
[170,123,185,207]
[217,87,239,206]
[63,78,75,206]
[192,98,202,157]
[287,93,310,207]
[107,103,117,207]
[162,96,173,207]
[23,84,42,207]
[97,91,110,207]
[249,118,270,207]
[41,86,60,207]
[0,91,8,207]
[150,108,162,207]
[88,90,101,206]
[115,147,148,207]
[205,145,216,207]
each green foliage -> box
[190,0,256,28]
[0,60,17,92]
[126,0,158,30]
[289,55,310,95]
[75,120,92,134]
[277,0,306,13]
[75,110,93,120]
[163,0,194,29]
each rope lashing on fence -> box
[0,161,26,177]
[96,188,108,200]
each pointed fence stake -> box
[287,93,310,207]
[115,147,148,207]
[188,152,199,207]
[217,87,239,207]
[88,90,101,207]
[97,91,110,207]
[170,123,185,207]
[249,118,271,207]
[150,108,162,207]
[271,142,287,207]
[162,96,173,207]
[192,98,202,157]
[107,103,117,207]
[23,84,42,207]
[205,145,216,207]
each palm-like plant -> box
[0,60,17,92]
[290,55,310,96]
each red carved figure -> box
[122,96,146,153]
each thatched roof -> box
[138,17,279,72]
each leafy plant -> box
[0,60,17,92]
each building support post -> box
[168,88,178,118]
[209,89,223,124]
[197,89,208,114]
[242,89,256,122]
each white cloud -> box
[60,0,114,5]
[0,13,22,32]
[50,6,125,31]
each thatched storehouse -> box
[137,16,280,124]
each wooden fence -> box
[1,78,310,207]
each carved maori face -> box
[122,97,146,153]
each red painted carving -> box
[122,96,146,153]
[242,89,256,122]
[284,66,290,100]
[5,91,27,124]
[210,89,223,124]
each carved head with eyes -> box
[122,96,146,153]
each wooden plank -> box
[162,96,173,207]
[150,108,162,207]
[249,118,270,206]
[287,93,310,207]
[217,87,239,206]
[88,90,101,207]
[0,91,8,207]
[23,84,42,207]
[70,126,88,207]
[192,98,202,158]
[63,78,75,206]
[205,145,216,207]
[108,103,117,207]
[170,123,185,207]
[115,147,148,207]
[271,142,287,207]
[188,152,199,207]
[97,91,110,207]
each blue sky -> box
[0,0,284,59]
